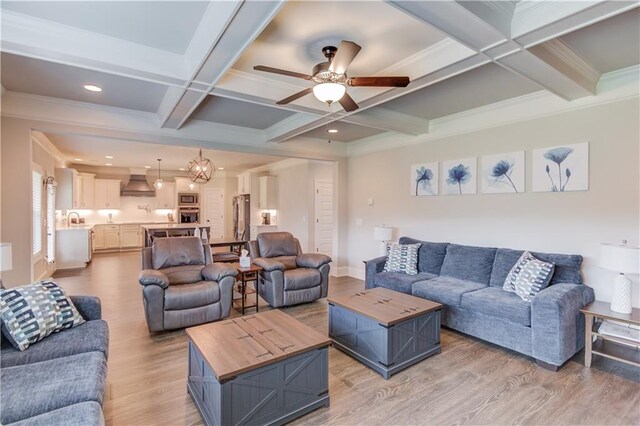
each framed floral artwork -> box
[532,142,589,192]
[442,158,477,195]
[411,162,439,196]
[481,151,525,194]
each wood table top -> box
[327,287,443,326]
[581,301,640,325]
[209,238,247,247]
[186,310,330,381]
[227,263,262,273]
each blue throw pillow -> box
[0,280,85,351]
[503,252,555,302]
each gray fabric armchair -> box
[138,236,237,332]
[248,232,331,308]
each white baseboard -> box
[334,266,351,277]
[347,266,365,281]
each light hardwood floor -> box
[54,252,640,426]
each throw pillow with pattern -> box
[384,243,421,275]
[0,280,85,351]
[503,251,555,302]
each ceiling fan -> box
[253,40,410,112]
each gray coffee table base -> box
[329,303,441,379]
[188,342,329,426]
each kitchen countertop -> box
[57,224,95,231]
[58,221,177,230]
[141,223,208,230]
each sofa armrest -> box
[297,253,331,269]
[69,295,102,321]
[364,256,387,289]
[202,263,238,282]
[531,283,595,366]
[253,257,285,272]
[138,270,170,289]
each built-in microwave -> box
[178,193,199,207]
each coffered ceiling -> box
[1,1,638,164]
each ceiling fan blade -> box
[329,41,362,75]
[276,88,313,105]
[254,65,312,80]
[348,76,410,87]
[338,92,359,112]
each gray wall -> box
[346,98,640,306]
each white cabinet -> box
[176,177,199,193]
[259,176,277,209]
[156,182,176,209]
[75,173,95,209]
[94,179,121,209]
[55,168,79,210]
[103,225,120,249]
[56,228,92,269]
[120,225,143,248]
[237,172,253,195]
[93,226,105,250]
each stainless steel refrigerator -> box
[233,194,250,241]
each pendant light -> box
[154,159,164,189]
[187,149,214,183]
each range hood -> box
[121,174,156,197]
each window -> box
[32,167,42,257]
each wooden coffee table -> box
[186,310,331,426]
[328,287,442,379]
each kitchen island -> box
[142,224,211,247]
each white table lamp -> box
[600,241,639,314]
[374,226,393,256]
[0,243,13,288]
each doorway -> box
[204,187,224,239]
[314,179,334,259]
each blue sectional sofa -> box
[0,296,109,425]
[365,238,595,370]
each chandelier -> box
[188,149,214,183]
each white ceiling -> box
[46,134,283,171]
[1,1,638,159]
[1,1,208,54]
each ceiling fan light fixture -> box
[313,83,345,104]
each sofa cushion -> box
[489,248,583,287]
[384,243,420,275]
[0,352,107,424]
[399,238,449,275]
[461,287,531,327]
[375,272,437,294]
[8,401,104,426]
[161,264,204,285]
[257,232,298,257]
[152,237,205,269]
[440,244,497,285]
[1,319,109,368]
[411,276,486,306]
[505,252,555,302]
[284,268,321,291]
[164,282,220,310]
[1,281,85,351]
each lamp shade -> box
[374,226,393,242]
[0,243,12,272]
[600,243,640,274]
[313,83,346,103]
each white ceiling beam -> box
[157,1,285,129]
[341,108,429,136]
[0,10,188,87]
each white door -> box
[314,179,334,259]
[204,187,225,239]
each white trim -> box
[347,267,366,281]
[31,131,66,166]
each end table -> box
[229,263,261,315]
[581,301,640,368]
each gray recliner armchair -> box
[138,236,237,332]
[248,232,331,308]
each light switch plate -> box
[356,218,363,226]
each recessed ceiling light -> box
[83,84,102,92]
[105,155,113,159]
[327,128,338,134]
[105,163,112,166]
[179,168,185,171]
[218,167,224,170]
[74,158,83,161]
[144,165,151,169]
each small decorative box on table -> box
[186,310,330,426]
[328,287,442,379]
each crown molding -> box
[31,131,66,166]
[347,65,639,158]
